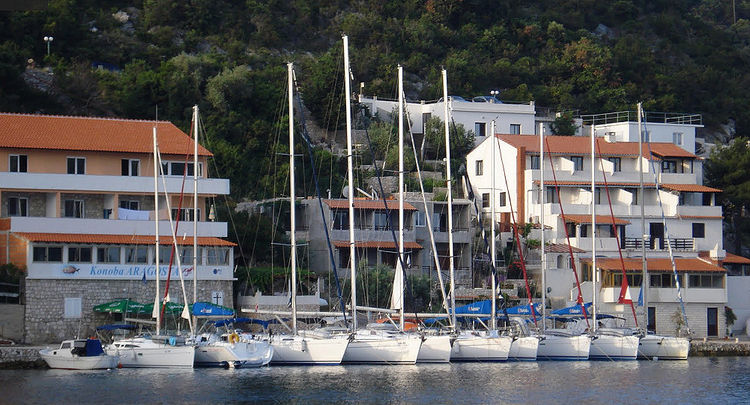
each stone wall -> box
[0,346,46,369]
[0,304,24,341]
[24,279,233,344]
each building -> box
[0,113,234,343]
[466,119,730,338]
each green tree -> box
[550,112,578,135]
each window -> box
[625,188,638,205]
[64,297,82,318]
[509,124,521,134]
[64,200,84,218]
[121,159,140,176]
[332,210,349,230]
[67,157,85,174]
[608,157,621,172]
[9,154,27,172]
[432,212,442,232]
[475,160,484,176]
[692,223,705,238]
[474,122,486,137]
[673,132,683,145]
[545,187,559,204]
[179,247,201,264]
[373,211,389,230]
[171,208,200,222]
[125,246,148,264]
[68,247,92,263]
[702,193,712,206]
[498,192,507,207]
[119,200,140,210]
[97,246,121,263]
[689,274,723,288]
[530,155,540,170]
[207,247,230,265]
[158,245,173,264]
[565,222,576,238]
[594,188,602,205]
[650,273,678,288]
[33,246,62,262]
[161,161,203,177]
[570,156,584,171]
[661,160,677,173]
[8,197,28,217]
[482,193,490,208]
[414,211,426,227]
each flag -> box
[619,286,633,305]
[181,303,191,320]
[637,286,643,307]
[141,271,147,284]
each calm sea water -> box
[2,357,749,404]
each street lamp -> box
[43,36,53,56]
[490,90,500,102]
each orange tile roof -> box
[0,113,212,156]
[332,240,422,249]
[15,232,235,246]
[584,257,725,272]
[563,214,630,225]
[534,180,656,188]
[545,243,585,253]
[721,253,750,264]
[661,184,722,193]
[497,135,696,159]
[324,199,417,211]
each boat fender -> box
[169,337,177,346]
[229,333,240,344]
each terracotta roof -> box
[678,215,723,220]
[563,214,630,225]
[332,240,422,249]
[721,253,750,264]
[534,180,656,188]
[15,232,235,246]
[497,135,696,159]
[0,113,212,156]
[661,184,722,193]
[545,243,585,253]
[584,257,725,272]
[324,199,417,211]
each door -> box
[707,307,718,337]
[648,306,656,333]
[650,223,664,249]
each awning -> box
[15,232,236,246]
[584,257,726,273]
[143,301,184,314]
[332,240,422,249]
[563,214,630,225]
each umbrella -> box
[93,299,148,314]
[143,301,185,315]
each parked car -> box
[438,95,467,102]
[472,95,502,103]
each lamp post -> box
[43,36,53,56]
[490,90,500,102]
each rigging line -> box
[292,69,347,322]
[594,138,638,327]
[642,121,691,334]
[545,138,590,327]
[494,134,537,325]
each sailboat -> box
[340,36,421,365]
[633,103,690,360]
[105,124,195,368]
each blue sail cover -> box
[192,302,235,317]
[454,300,493,315]
[504,304,541,317]
[213,317,285,328]
[549,302,592,316]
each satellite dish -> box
[342,185,350,198]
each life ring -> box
[228,333,240,344]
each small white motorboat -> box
[39,339,118,370]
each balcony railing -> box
[623,237,694,251]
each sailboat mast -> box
[192,105,198,308]
[539,122,546,332]
[343,35,358,331]
[442,69,457,328]
[591,124,597,330]
[638,103,647,328]
[288,62,298,335]
[152,126,161,336]
[490,121,497,331]
[398,65,405,331]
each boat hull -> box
[537,334,590,361]
[638,335,689,360]
[589,334,639,360]
[39,350,118,370]
[417,335,452,363]
[509,337,539,361]
[450,335,512,362]
[195,340,273,368]
[342,334,421,365]
[107,338,195,368]
[269,335,349,365]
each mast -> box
[152,125,161,336]
[288,62,298,335]
[397,65,405,331]
[192,105,198,310]
[591,123,597,331]
[539,122,546,332]
[638,103,647,329]
[343,35,358,331]
[442,69,457,329]
[490,121,497,331]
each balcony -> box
[0,172,230,195]
[591,286,725,304]
[623,237,694,252]
[6,216,227,237]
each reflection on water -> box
[1,357,748,404]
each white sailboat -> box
[536,122,591,361]
[451,115,511,362]
[40,339,118,370]
[340,36,421,365]
[634,103,689,360]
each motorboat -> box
[193,332,273,368]
[106,335,195,368]
[39,339,118,370]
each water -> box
[2,358,749,404]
